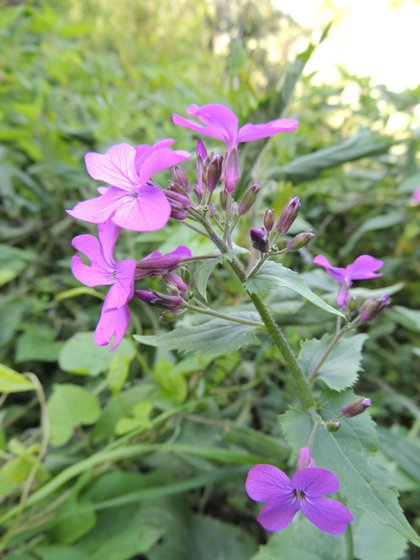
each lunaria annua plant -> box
[68,103,420,546]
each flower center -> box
[295,489,305,500]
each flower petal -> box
[172,114,225,142]
[300,496,353,535]
[111,185,171,232]
[313,255,347,282]
[137,148,191,184]
[188,104,239,149]
[245,464,293,502]
[85,143,139,191]
[238,118,299,143]
[103,260,136,310]
[135,139,176,169]
[95,303,130,351]
[67,187,126,224]
[72,234,104,265]
[70,255,113,287]
[296,447,316,470]
[347,255,384,280]
[292,468,340,497]
[257,497,299,532]
[97,219,120,268]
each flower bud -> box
[359,295,390,322]
[341,397,371,418]
[250,227,269,253]
[263,209,274,232]
[238,182,260,215]
[326,420,341,432]
[348,296,358,312]
[165,189,191,220]
[172,166,190,193]
[220,190,228,210]
[136,290,183,313]
[206,153,223,193]
[296,447,316,470]
[286,231,315,251]
[275,197,301,234]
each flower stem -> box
[182,302,264,328]
[345,517,355,560]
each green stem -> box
[345,517,354,560]
[182,302,264,328]
[307,329,348,383]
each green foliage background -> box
[0,1,419,558]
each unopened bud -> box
[263,209,274,232]
[341,397,371,418]
[220,190,228,210]
[326,420,341,432]
[136,290,183,313]
[250,227,269,253]
[348,296,358,312]
[223,148,240,193]
[172,166,190,193]
[359,295,390,322]
[296,447,315,470]
[286,231,315,251]
[275,196,301,234]
[165,189,191,220]
[238,182,260,215]
[206,153,223,193]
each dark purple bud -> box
[164,271,188,294]
[206,153,223,193]
[196,139,207,161]
[194,184,203,203]
[250,227,269,253]
[238,182,261,215]
[326,420,341,432]
[263,209,274,232]
[286,231,315,251]
[275,197,301,234]
[341,397,371,418]
[223,148,240,193]
[359,295,390,322]
[136,290,183,313]
[220,190,227,210]
[172,166,190,193]
[165,189,191,220]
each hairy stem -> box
[182,302,264,328]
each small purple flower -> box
[67,140,190,232]
[246,449,353,535]
[313,254,384,308]
[341,397,372,418]
[173,104,298,192]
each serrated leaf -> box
[298,333,368,391]
[251,516,346,560]
[48,384,101,446]
[280,393,420,546]
[195,257,221,301]
[353,514,408,560]
[134,312,260,355]
[247,262,344,318]
[59,332,134,376]
[0,363,35,393]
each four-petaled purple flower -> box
[246,447,353,535]
[313,254,384,308]
[67,140,190,232]
[173,104,298,192]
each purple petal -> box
[67,187,126,224]
[70,255,113,287]
[169,245,192,259]
[296,447,316,470]
[188,104,239,149]
[223,148,240,192]
[346,255,384,280]
[313,255,347,282]
[137,148,191,184]
[257,497,299,532]
[238,118,299,143]
[135,139,176,169]
[85,144,139,191]
[292,468,340,497]
[245,464,293,502]
[95,303,130,351]
[172,114,226,142]
[103,260,136,310]
[336,282,351,309]
[164,271,187,294]
[97,219,120,268]
[300,497,353,535]
[111,185,171,232]
[72,234,105,265]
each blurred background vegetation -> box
[0,1,419,558]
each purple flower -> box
[136,246,191,293]
[313,254,384,308]
[71,219,136,311]
[245,449,353,535]
[95,304,130,351]
[67,140,190,232]
[173,104,298,192]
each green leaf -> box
[115,402,153,435]
[195,257,221,301]
[280,393,420,546]
[386,305,420,334]
[341,210,403,254]
[377,426,420,483]
[135,313,260,355]
[49,497,97,545]
[48,384,101,446]
[107,353,131,394]
[0,244,34,286]
[31,546,86,560]
[15,325,63,363]
[0,364,35,393]
[247,262,344,318]
[298,333,368,391]
[59,332,135,376]
[250,516,346,560]
[353,514,408,560]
